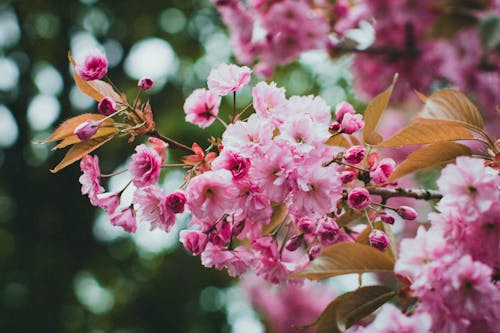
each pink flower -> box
[252,81,287,119]
[164,191,186,214]
[147,137,167,164]
[97,192,121,214]
[397,206,418,220]
[347,187,370,210]
[97,97,117,116]
[74,121,99,141]
[335,101,356,122]
[129,144,162,188]
[212,150,251,180]
[109,206,137,233]
[340,113,364,134]
[207,63,252,96]
[201,243,254,277]
[79,155,104,206]
[186,169,239,221]
[76,51,108,81]
[133,186,176,232]
[180,230,208,255]
[138,77,154,90]
[369,229,390,251]
[183,88,221,128]
[370,158,396,184]
[344,145,365,164]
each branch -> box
[148,130,194,154]
[368,187,442,201]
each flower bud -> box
[335,101,356,122]
[380,211,395,225]
[344,146,365,164]
[347,187,371,210]
[308,244,322,260]
[397,206,418,220]
[74,120,99,141]
[370,158,396,184]
[285,234,303,252]
[329,121,341,132]
[76,51,108,81]
[340,171,355,184]
[369,229,390,251]
[97,97,117,116]
[180,230,208,256]
[296,217,316,234]
[138,77,154,90]
[341,113,364,134]
[164,191,186,214]
[232,219,245,237]
[317,218,340,246]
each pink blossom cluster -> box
[79,138,186,234]
[392,157,500,333]
[211,0,365,77]
[179,64,378,283]
[243,274,335,333]
[351,1,500,113]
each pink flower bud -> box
[397,206,418,220]
[369,229,390,251]
[341,113,364,134]
[296,217,316,234]
[208,232,225,247]
[308,244,322,260]
[164,191,186,214]
[76,51,108,81]
[340,171,355,184]
[138,77,154,90]
[232,219,245,237]
[217,219,232,243]
[344,145,365,164]
[285,234,303,252]
[180,230,208,256]
[74,120,100,141]
[97,97,117,116]
[329,121,341,132]
[317,219,340,246]
[347,187,371,210]
[370,158,396,184]
[335,101,356,122]
[380,212,395,224]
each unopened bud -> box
[329,121,341,132]
[232,219,245,237]
[138,77,154,90]
[344,146,365,164]
[397,206,418,220]
[380,211,395,225]
[297,217,316,234]
[308,244,322,260]
[340,170,355,184]
[285,234,303,252]
[369,229,389,251]
[347,187,370,210]
[74,120,99,141]
[97,96,117,116]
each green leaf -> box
[388,142,472,181]
[311,286,396,333]
[363,75,397,145]
[292,242,394,280]
[377,121,473,147]
[427,13,477,39]
[479,15,500,50]
[419,88,484,131]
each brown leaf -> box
[326,134,350,148]
[36,113,114,144]
[50,134,114,173]
[387,142,471,181]
[420,88,484,131]
[311,286,396,333]
[426,13,477,39]
[377,121,473,147]
[292,242,394,280]
[336,210,364,228]
[363,75,397,145]
[263,203,288,234]
[68,52,126,104]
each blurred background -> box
[0,0,357,332]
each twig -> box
[368,187,442,201]
[148,130,194,154]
